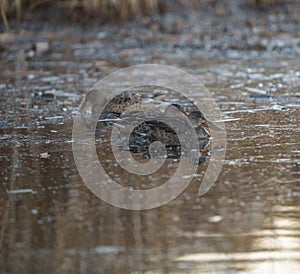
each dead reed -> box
[0,0,161,31]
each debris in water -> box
[245,87,267,95]
[208,215,223,223]
[6,189,35,194]
[38,152,50,159]
[35,41,50,55]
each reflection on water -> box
[1,6,300,273]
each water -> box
[0,3,300,273]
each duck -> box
[103,103,214,163]
[81,89,218,163]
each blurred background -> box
[0,0,300,273]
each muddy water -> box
[1,3,300,274]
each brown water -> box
[0,2,300,273]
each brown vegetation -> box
[0,0,282,31]
[0,0,161,30]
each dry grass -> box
[248,0,278,6]
[0,0,161,30]
[60,0,160,19]
[0,0,283,31]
